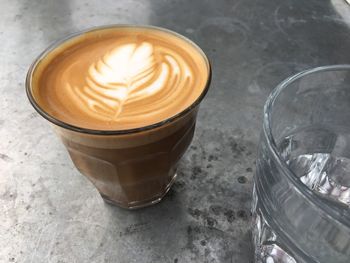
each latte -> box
[31,26,209,130]
[27,25,211,208]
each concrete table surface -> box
[1,0,350,262]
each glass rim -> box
[263,64,350,227]
[25,24,212,135]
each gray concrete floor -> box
[1,0,350,262]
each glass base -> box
[252,185,298,263]
[101,173,178,210]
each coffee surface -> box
[32,26,209,130]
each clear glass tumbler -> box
[253,65,350,262]
[26,25,211,209]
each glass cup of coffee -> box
[26,25,211,209]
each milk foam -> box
[33,27,209,130]
[65,41,192,123]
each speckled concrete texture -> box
[1,0,350,262]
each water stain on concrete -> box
[0,153,13,162]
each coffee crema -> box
[31,26,209,130]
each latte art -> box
[66,41,193,123]
[33,27,209,130]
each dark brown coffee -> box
[55,111,197,207]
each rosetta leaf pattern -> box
[81,42,161,120]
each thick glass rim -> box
[26,24,212,135]
[263,64,350,228]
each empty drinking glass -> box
[253,65,350,262]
